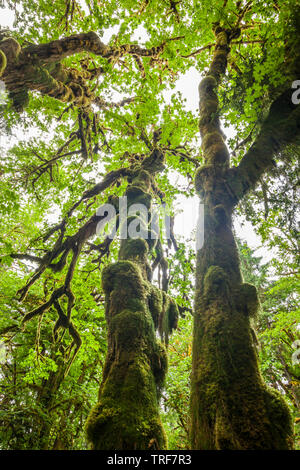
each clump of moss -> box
[0,37,21,62]
[194,164,214,196]
[87,155,179,450]
[0,49,7,76]
[202,131,224,153]
[126,185,152,207]
[206,142,229,165]
[198,75,217,95]
[131,169,152,192]
[102,260,144,299]
[152,341,168,394]
[263,386,294,449]
[158,293,179,345]
[213,204,229,226]
[203,265,230,303]
[233,282,259,318]
[241,283,259,318]
[10,88,29,112]
[119,238,148,262]
[141,149,165,173]
[148,285,163,329]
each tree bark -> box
[85,150,178,450]
[191,25,294,450]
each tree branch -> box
[228,88,300,202]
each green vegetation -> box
[0,0,299,450]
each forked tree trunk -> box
[190,25,294,450]
[86,150,178,450]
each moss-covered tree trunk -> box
[190,25,294,450]
[86,150,178,450]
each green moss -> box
[0,37,21,62]
[263,386,294,449]
[110,308,153,341]
[194,164,214,196]
[202,131,223,152]
[206,143,229,165]
[157,293,179,345]
[85,350,167,449]
[148,285,163,329]
[203,265,229,303]
[199,99,218,124]
[102,260,144,298]
[88,160,179,450]
[88,255,170,449]
[126,185,152,208]
[85,296,168,450]
[0,50,7,76]
[119,238,148,262]
[131,169,152,192]
[213,204,228,226]
[141,149,165,173]
[168,300,179,333]
[192,261,294,449]
[152,341,168,393]
[198,75,217,95]
[241,283,259,318]
[10,88,29,112]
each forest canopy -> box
[0,0,299,451]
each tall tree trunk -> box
[86,150,178,450]
[190,25,294,450]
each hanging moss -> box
[167,300,179,333]
[157,292,179,345]
[152,341,168,394]
[148,285,163,329]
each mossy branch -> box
[229,88,300,202]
